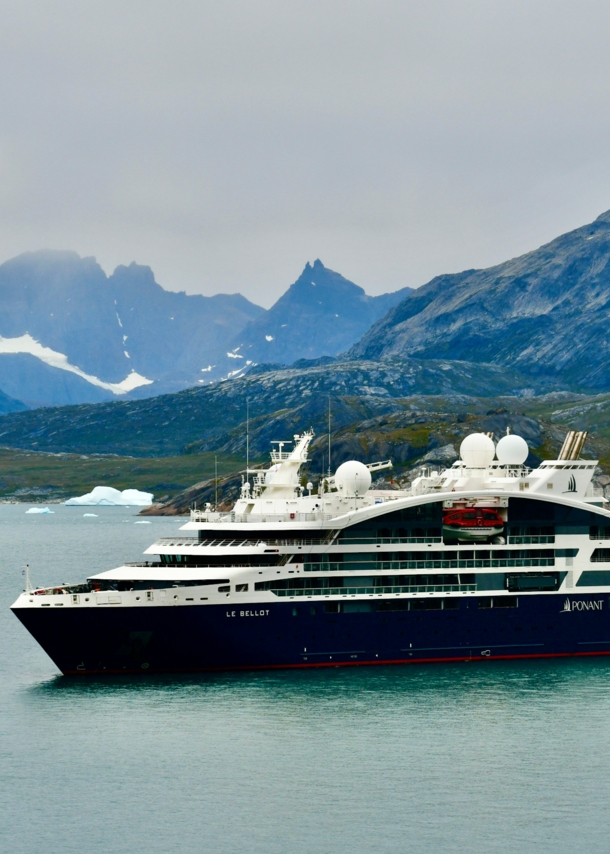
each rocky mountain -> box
[4,352,610,512]
[0,251,413,407]
[349,209,610,391]
[0,357,562,458]
[0,251,264,406]
[227,259,412,366]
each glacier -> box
[65,487,154,506]
[0,333,153,394]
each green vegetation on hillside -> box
[0,448,249,502]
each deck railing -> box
[272,584,476,597]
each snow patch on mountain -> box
[0,334,153,394]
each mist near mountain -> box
[0,250,264,406]
[0,251,411,406]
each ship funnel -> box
[558,431,588,461]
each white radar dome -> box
[460,433,495,467]
[335,461,372,496]
[496,434,529,466]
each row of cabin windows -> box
[307,549,554,562]
[290,597,519,614]
[159,555,280,567]
[341,527,442,542]
[577,571,610,586]
[108,571,610,596]
[305,549,555,571]
[341,524,607,543]
[256,573,473,591]
[256,572,563,595]
[157,547,558,572]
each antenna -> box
[246,398,250,480]
[214,455,218,509]
[328,396,331,478]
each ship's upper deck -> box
[182,429,606,533]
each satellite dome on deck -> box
[335,461,372,496]
[460,433,495,467]
[496,434,529,466]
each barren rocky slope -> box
[349,209,610,390]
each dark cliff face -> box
[228,259,412,365]
[349,210,610,391]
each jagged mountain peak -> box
[112,261,157,284]
[228,262,412,368]
[284,260,367,305]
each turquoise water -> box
[2,504,610,853]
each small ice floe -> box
[134,521,152,524]
[65,487,154,506]
[83,513,98,517]
[25,507,54,514]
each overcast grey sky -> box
[1,0,610,306]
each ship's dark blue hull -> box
[12,593,610,675]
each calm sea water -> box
[2,504,610,853]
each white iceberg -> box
[65,487,154,506]
[25,507,54,514]
[83,513,98,517]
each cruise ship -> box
[11,428,610,675]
